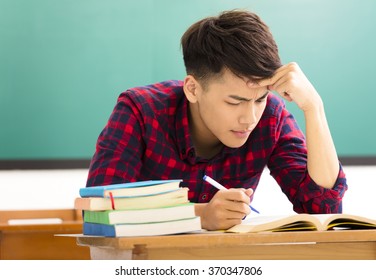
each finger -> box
[272,80,294,102]
[244,188,254,197]
[224,189,251,204]
[256,76,274,88]
[257,63,295,88]
[222,199,252,217]
[227,208,250,219]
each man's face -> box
[186,69,269,150]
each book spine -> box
[79,188,105,197]
[83,222,115,237]
[84,210,110,224]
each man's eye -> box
[256,98,266,103]
[226,102,241,106]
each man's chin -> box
[222,140,248,149]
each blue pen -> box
[203,175,260,214]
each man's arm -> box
[86,98,144,187]
[259,62,339,188]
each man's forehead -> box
[210,70,265,86]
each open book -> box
[226,213,376,233]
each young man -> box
[86,10,347,230]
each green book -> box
[83,217,202,237]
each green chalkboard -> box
[1,0,375,160]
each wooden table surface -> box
[77,229,376,260]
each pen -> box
[203,175,260,214]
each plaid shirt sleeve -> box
[86,93,145,187]
[267,102,348,214]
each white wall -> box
[0,166,375,219]
[252,166,376,218]
[0,169,88,210]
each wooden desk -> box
[77,230,376,260]
[0,209,90,260]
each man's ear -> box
[183,75,200,103]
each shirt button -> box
[201,194,207,200]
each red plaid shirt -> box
[87,80,347,213]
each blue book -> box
[83,217,202,237]
[80,179,182,198]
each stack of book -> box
[74,180,201,237]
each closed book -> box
[83,203,195,224]
[83,217,202,237]
[80,179,182,198]
[75,188,189,211]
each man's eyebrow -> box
[228,91,269,102]
[228,95,252,102]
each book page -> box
[227,214,317,233]
[311,214,376,230]
[241,215,292,225]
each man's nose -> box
[239,103,256,126]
